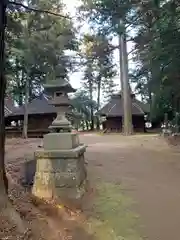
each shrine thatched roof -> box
[7,94,77,118]
[98,93,150,117]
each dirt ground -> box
[2,134,180,240]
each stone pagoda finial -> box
[44,77,76,133]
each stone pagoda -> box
[32,77,87,204]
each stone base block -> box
[43,132,79,150]
[32,144,87,203]
[54,180,87,203]
[32,184,53,199]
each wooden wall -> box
[102,115,145,132]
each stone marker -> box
[32,77,87,204]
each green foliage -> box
[71,90,97,130]
[129,1,180,122]
[71,90,97,120]
[79,0,180,124]
[79,0,136,133]
[79,32,116,129]
[79,0,138,35]
[9,0,180,127]
[6,0,77,104]
[81,33,116,94]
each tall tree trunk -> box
[22,21,31,139]
[0,7,30,234]
[89,80,94,131]
[118,28,124,130]
[22,78,29,138]
[29,77,33,101]
[119,19,133,135]
[147,77,152,113]
[0,0,8,196]
[18,69,24,106]
[15,60,23,106]
[18,87,23,106]
[85,119,89,131]
[82,120,85,131]
[96,76,101,130]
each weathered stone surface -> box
[77,155,86,170]
[36,158,53,173]
[33,148,87,201]
[51,158,77,173]
[36,156,86,173]
[23,155,87,190]
[33,124,87,203]
[79,157,87,182]
[35,144,86,159]
[33,169,87,199]
[32,171,54,199]
[54,180,87,201]
[54,172,78,188]
[43,132,80,150]
[32,184,53,199]
[34,171,54,186]
[34,156,86,186]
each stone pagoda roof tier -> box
[44,78,76,94]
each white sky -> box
[63,0,135,96]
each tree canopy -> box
[79,0,180,125]
[131,0,180,123]
[3,0,180,127]
[6,0,77,105]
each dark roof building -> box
[99,93,149,117]
[8,94,55,117]
[98,93,150,132]
[6,94,79,137]
[7,94,78,118]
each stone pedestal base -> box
[44,133,80,150]
[32,144,87,204]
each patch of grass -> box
[86,182,142,240]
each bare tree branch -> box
[128,48,137,56]
[8,1,70,19]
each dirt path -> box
[4,135,180,240]
[82,134,180,240]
